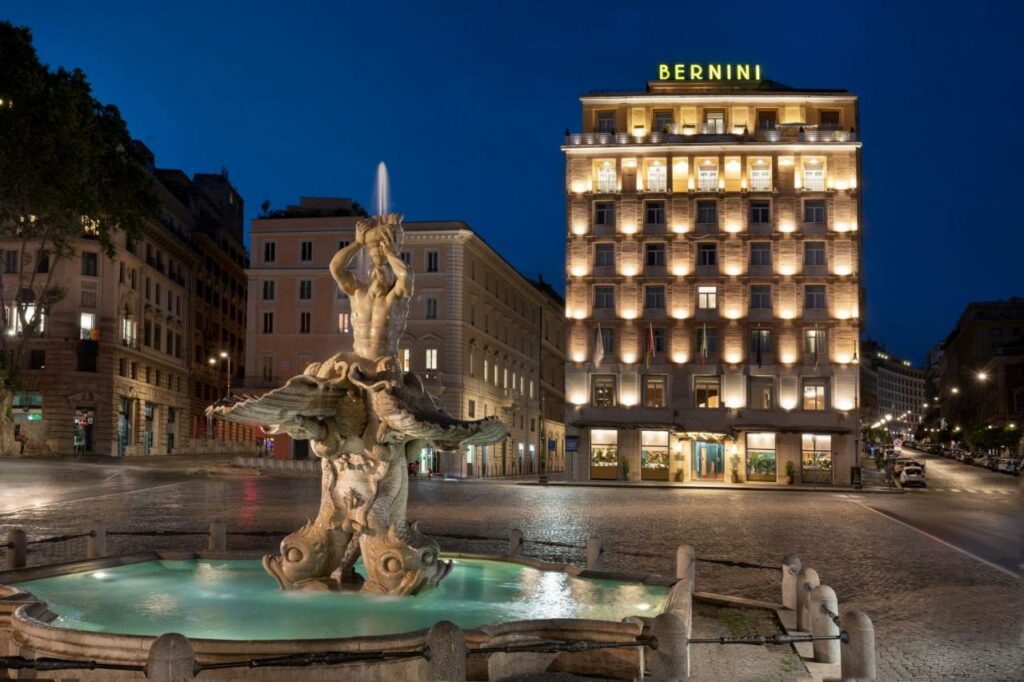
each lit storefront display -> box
[745,432,777,482]
[692,439,724,481]
[801,434,833,484]
[590,429,618,480]
[640,430,669,481]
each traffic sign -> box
[893,438,903,448]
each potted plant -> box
[622,459,631,480]
[730,454,741,483]
[785,461,795,485]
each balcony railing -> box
[565,126,856,147]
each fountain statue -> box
[208,169,508,595]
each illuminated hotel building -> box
[562,69,862,485]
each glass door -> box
[692,441,724,481]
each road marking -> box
[852,501,1018,579]
[948,488,961,493]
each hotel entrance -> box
[692,440,724,481]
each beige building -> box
[246,198,566,475]
[562,72,862,485]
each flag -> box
[594,324,604,368]
[755,329,763,368]
[645,323,655,369]
[700,323,708,367]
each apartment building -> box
[859,340,927,438]
[246,198,566,474]
[562,70,862,485]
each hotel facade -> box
[562,72,862,485]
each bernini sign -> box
[658,63,762,81]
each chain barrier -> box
[688,632,847,646]
[468,637,656,656]
[196,648,430,672]
[822,603,841,627]
[0,656,144,673]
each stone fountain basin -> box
[1,550,682,680]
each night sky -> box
[5,1,1021,365]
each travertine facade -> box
[563,77,862,485]
[246,198,565,474]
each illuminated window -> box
[750,166,772,192]
[748,377,775,409]
[590,428,618,470]
[694,376,720,408]
[647,163,667,192]
[597,164,617,193]
[5,304,44,335]
[425,348,438,371]
[698,286,718,309]
[401,348,410,371]
[79,312,96,340]
[803,163,825,191]
[338,313,351,333]
[482,358,488,380]
[746,432,777,481]
[703,111,725,134]
[643,376,667,407]
[804,329,827,355]
[801,434,833,484]
[592,375,617,406]
[698,166,718,192]
[802,379,827,410]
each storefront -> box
[590,428,618,480]
[745,432,777,482]
[640,430,669,481]
[691,440,725,481]
[801,433,833,485]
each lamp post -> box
[208,351,233,398]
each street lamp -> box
[976,371,988,381]
[208,351,233,398]
[951,387,959,395]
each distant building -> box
[936,299,1024,441]
[859,340,927,438]
[245,198,566,474]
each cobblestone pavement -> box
[1,459,1021,679]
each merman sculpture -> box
[207,212,508,595]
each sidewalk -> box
[519,479,902,493]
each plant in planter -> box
[622,459,631,479]
[674,469,684,482]
[785,461,795,484]
[730,454,741,483]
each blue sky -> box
[4,0,1021,364]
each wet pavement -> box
[1,456,1021,679]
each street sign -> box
[893,438,903,448]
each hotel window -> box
[299,280,312,300]
[653,110,673,133]
[694,376,720,408]
[819,110,840,130]
[697,286,718,310]
[425,348,438,370]
[750,242,771,266]
[804,199,826,223]
[750,200,771,224]
[596,164,617,193]
[591,428,618,472]
[804,285,827,310]
[596,111,616,133]
[805,329,827,355]
[400,251,412,266]
[801,434,833,484]
[645,201,665,226]
[703,111,725,134]
[592,375,617,406]
[803,163,825,191]
[698,166,718,192]
[643,376,667,408]
[425,297,438,319]
[750,328,772,354]
[750,165,772,192]
[746,433,777,481]
[467,399,476,418]
[81,252,98,276]
[651,328,666,353]
[427,251,440,272]
[647,163,667,192]
[594,202,615,226]
[697,243,717,266]
[299,312,311,334]
[263,242,276,263]
[262,312,274,334]
[696,326,718,354]
[750,285,772,310]
[645,243,666,267]
[595,243,615,267]
[600,327,615,353]
[748,377,775,409]
[594,286,615,309]
[804,242,826,266]
[644,285,665,310]
[300,241,313,262]
[757,110,777,130]
[802,378,827,410]
[696,200,717,225]
[79,312,96,340]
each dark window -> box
[425,298,438,319]
[600,327,615,352]
[652,328,666,353]
[400,252,412,266]
[595,243,615,267]
[819,110,840,130]
[750,200,771,224]
[696,200,717,225]
[263,242,276,263]
[595,202,615,226]
[645,243,666,267]
[644,286,665,310]
[28,349,45,369]
[696,327,718,353]
[757,110,777,130]
[697,243,717,266]
[596,111,616,133]
[653,110,673,133]
[804,200,826,224]
[36,251,49,273]
[299,280,312,300]
[263,281,275,300]
[804,242,826,266]
[749,376,775,409]
[262,312,274,334]
[750,285,772,309]
[300,241,313,262]
[594,286,615,309]
[427,251,440,272]
[645,201,665,225]
[299,311,311,334]
[76,340,98,372]
[468,399,476,418]
[750,242,771,266]
[750,329,772,353]
[804,285,827,309]
[3,250,18,274]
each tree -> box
[0,22,158,453]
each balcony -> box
[564,126,857,147]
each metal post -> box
[145,633,196,680]
[208,520,227,552]
[87,522,107,559]
[586,536,604,570]
[840,610,876,681]
[781,554,802,609]
[809,585,840,663]
[4,528,26,569]
[425,620,466,681]
[650,612,689,680]
[676,544,695,593]
[508,528,524,558]
[796,567,820,631]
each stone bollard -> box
[145,632,195,680]
[676,544,695,593]
[795,567,820,632]
[840,610,876,681]
[508,529,524,557]
[208,520,227,552]
[809,585,840,663]
[586,536,604,571]
[4,528,27,570]
[781,554,802,609]
[650,612,689,680]
[425,620,466,681]
[87,522,107,559]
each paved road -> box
[856,446,1021,575]
[0,457,1020,679]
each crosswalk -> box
[904,487,1016,495]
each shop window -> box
[641,430,669,480]
[801,434,833,484]
[749,376,775,409]
[643,375,667,407]
[746,432,777,482]
[590,428,618,478]
[592,375,617,406]
[694,376,720,408]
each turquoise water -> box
[16,559,667,640]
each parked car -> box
[960,452,976,465]
[893,457,922,474]
[900,466,926,487]
[993,458,1022,476]
[972,454,990,468]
